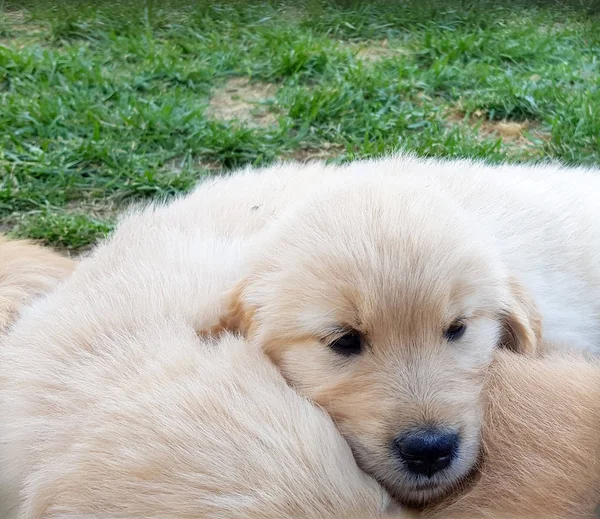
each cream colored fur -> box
[0,230,398,519]
[223,178,511,504]
[1,332,396,519]
[175,155,600,354]
[11,154,594,505]
[0,236,75,332]
[1,203,598,518]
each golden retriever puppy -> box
[424,350,600,519]
[1,206,597,519]
[217,176,536,505]
[208,158,600,505]
[0,228,399,519]
[0,235,75,332]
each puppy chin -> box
[389,474,463,508]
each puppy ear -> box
[500,277,543,355]
[197,280,256,339]
[221,280,256,336]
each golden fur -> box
[0,233,399,519]
[426,350,600,519]
[1,331,397,519]
[0,236,75,332]
[105,154,600,503]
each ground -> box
[1,0,599,251]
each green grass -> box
[1,0,599,251]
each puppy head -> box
[223,179,542,506]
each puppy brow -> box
[446,315,468,325]
[321,326,352,342]
[296,307,342,334]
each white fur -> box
[3,153,599,517]
[148,155,600,501]
[98,154,599,504]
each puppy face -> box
[222,180,541,506]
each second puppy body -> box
[1,331,395,519]
[0,236,75,332]
[0,231,397,519]
[424,350,600,519]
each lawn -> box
[1,0,599,251]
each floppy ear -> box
[197,280,256,339]
[221,280,256,336]
[500,277,543,355]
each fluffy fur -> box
[160,155,600,352]
[192,155,600,503]
[0,228,398,519]
[424,350,600,519]
[1,331,396,519]
[21,154,594,505]
[0,236,75,332]
[180,155,600,352]
[221,178,514,504]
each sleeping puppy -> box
[87,153,598,507]
[0,235,75,332]
[0,228,399,519]
[425,349,600,519]
[214,162,600,505]
[186,154,600,355]
[217,176,538,505]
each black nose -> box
[394,429,459,478]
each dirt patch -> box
[284,142,345,162]
[446,110,549,145]
[161,156,222,175]
[3,9,27,27]
[2,9,44,34]
[64,199,121,221]
[480,119,533,141]
[0,9,47,46]
[205,77,279,126]
[355,39,404,63]
[0,215,17,234]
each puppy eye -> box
[444,320,466,342]
[329,330,363,356]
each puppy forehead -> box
[271,180,499,278]
[256,245,501,346]
[292,265,495,334]
[251,181,505,333]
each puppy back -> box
[425,351,600,519]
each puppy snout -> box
[393,428,459,478]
